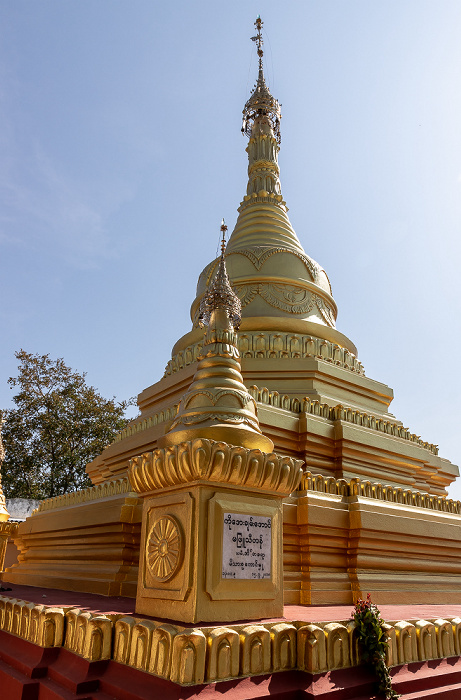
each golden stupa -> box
[1,18,461,698]
[2,15,461,614]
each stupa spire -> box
[227,16,303,253]
[186,17,346,351]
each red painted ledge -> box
[2,629,461,699]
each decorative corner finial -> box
[242,16,281,144]
[198,220,241,331]
[220,218,227,257]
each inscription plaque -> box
[221,512,271,580]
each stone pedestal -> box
[129,438,303,624]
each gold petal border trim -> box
[32,477,137,515]
[0,595,460,685]
[128,438,303,496]
[298,471,461,514]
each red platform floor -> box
[2,582,461,626]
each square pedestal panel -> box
[135,485,283,623]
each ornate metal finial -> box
[252,15,264,70]
[0,411,4,464]
[198,221,242,331]
[242,16,282,144]
[220,218,227,257]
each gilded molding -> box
[32,477,138,515]
[170,630,206,684]
[114,405,178,443]
[298,471,461,515]
[233,284,258,308]
[227,245,320,282]
[129,438,303,496]
[113,385,437,461]
[64,608,113,661]
[271,622,297,671]
[164,331,365,377]
[0,596,64,647]
[314,294,336,327]
[171,412,260,428]
[238,191,287,211]
[0,521,19,537]
[232,282,336,328]
[248,158,280,176]
[182,388,253,409]
[250,389,437,456]
[239,625,271,675]
[196,279,337,328]
[1,596,461,684]
[206,626,240,680]
[198,327,239,359]
[173,384,258,433]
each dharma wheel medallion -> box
[147,515,183,582]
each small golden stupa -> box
[161,220,274,453]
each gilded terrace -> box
[164,331,365,377]
[251,388,439,455]
[32,477,136,514]
[297,471,461,514]
[113,405,178,443]
[111,387,438,457]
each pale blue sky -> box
[1,1,461,497]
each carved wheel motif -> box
[147,516,183,582]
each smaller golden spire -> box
[162,223,274,452]
[198,220,241,331]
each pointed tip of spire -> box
[220,218,227,258]
[242,17,282,144]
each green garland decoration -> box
[352,594,400,699]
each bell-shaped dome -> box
[191,85,338,335]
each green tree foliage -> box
[2,350,133,499]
